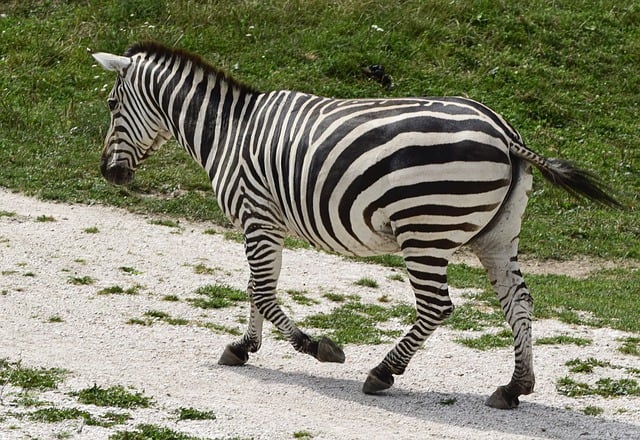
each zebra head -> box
[92,51,171,185]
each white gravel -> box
[0,187,639,439]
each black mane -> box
[124,41,259,94]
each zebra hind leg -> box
[363,252,453,394]
[469,161,535,409]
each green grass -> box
[97,285,141,295]
[187,284,248,309]
[0,359,67,391]
[445,264,640,334]
[619,337,640,356]
[0,0,637,261]
[176,407,216,421]
[455,329,513,351]
[535,335,592,347]
[286,289,320,306]
[148,219,181,228]
[71,384,153,409]
[27,407,130,427]
[354,277,379,288]
[192,263,218,275]
[35,215,55,223]
[300,300,414,345]
[557,377,640,398]
[109,424,214,440]
[582,406,604,416]
[68,275,95,285]
[119,266,143,275]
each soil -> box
[1,188,639,439]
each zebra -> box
[91,42,620,409]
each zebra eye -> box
[107,98,118,111]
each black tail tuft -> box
[537,158,623,209]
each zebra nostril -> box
[100,158,134,186]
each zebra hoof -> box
[218,344,249,366]
[362,367,394,394]
[316,337,346,363]
[485,385,520,409]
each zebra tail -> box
[509,141,623,209]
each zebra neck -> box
[156,66,259,175]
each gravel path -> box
[1,188,639,439]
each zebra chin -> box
[100,159,135,186]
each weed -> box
[162,294,180,301]
[536,335,592,347]
[354,277,379,288]
[566,357,609,374]
[68,275,94,285]
[438,397,457,406]
[144,310,170,319]
[618,337,640,356]
[456,329,513,350]
[23,272,36,277]
[445,303,504,331]
[192,263,218,275]
[286,289,319,306]
[127,318,151,326]
[177,407,216,421]
[48,315,64,323]
[0,359,67,391]
[301,301,413,345]
[293,431,314,439]
[187,284,247,309]
[0,211,16,218]
[322,292,348,302]
[109,423,217,440]
[197,322,242,336]
[148,219,181,228]
[83,226,99,233]
[120,266,142,275]
[35,215,55,222]
[557,376,640,398]
[222,230,243,243]
[71,384,153,408]
[27,407,129,427]
[97,285,141,295]
[140,310,189,326]
[582,406,604,416]
[387,273,404,282]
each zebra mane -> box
[124,41,259,94]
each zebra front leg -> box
[221,224,344,365]
[363,254,452,394]
[218,296,264,366]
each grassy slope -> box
[0,0,638,259]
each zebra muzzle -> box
[100,157,134,186]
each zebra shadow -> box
[230,364,640,440]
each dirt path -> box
[1,188,639,439]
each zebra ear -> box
[92,52,131,75]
